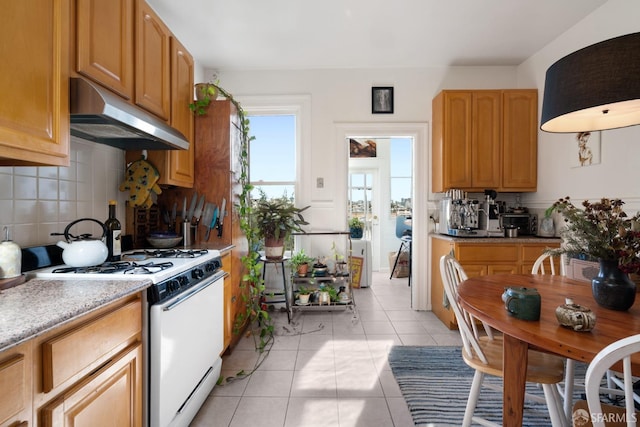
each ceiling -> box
[147,0,607,71]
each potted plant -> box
[297,286,312,305]
[289,249,314,277]
[349,216,364,239]
[189,75,221,115]
[547,197,640,311]
[253,191,310,260]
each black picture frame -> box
[372,87,394,114]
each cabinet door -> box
[442,92,473,190]
[471,91,501,188]
[143,37,195,188]
[221,253,233,350]
[76,0,134,99]
[135,0,170,120]
[461,264,488,277]
[502,90,538,191]
[0,0,70,166]
[488,264,519,275]
[0,342,32,426]
[40,343,142,427]
[167,37,194,187]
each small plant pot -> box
[350,227,363,239]
[298,293,310,305]
[297,263,309,277]
[318,291,330,305]
[194,83,217,101]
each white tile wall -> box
[0,137,128,248]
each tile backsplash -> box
[0,137,127,248]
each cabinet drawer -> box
[0,348,28,425]
[455,244,519,263]
[42,299,141,392]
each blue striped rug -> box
[388,345,584,427]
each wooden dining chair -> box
[532,252,576,420]
[532,252,566,276]
[574,334,640,427]
[441,254,568,427]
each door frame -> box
[335,122,430,311]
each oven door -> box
[149,272,224,427]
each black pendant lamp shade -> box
[540,32,640,133]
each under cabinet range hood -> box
[69,77,189,151]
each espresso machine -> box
[439,190,485,237]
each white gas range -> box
[29,248,225,427]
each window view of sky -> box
[248,115,296,199]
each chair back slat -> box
[531,252,567,276]
[440,254,492,365]
[584,334,640,427]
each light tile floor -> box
[191,272,462,427]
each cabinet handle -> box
[231,296,237,303]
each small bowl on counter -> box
[147,232,183,249]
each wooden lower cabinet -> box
[0,294,143,427]
[40,343,142,427]
[430,236,560,329]
[0,342,32,427]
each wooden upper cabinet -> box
[432,91,472,191]
[142,37,195,188]
[135,0,171,120]
[0,0,70,166]
[502,90,538,191]
[431,89,538,193]
[76,0,134,99]
[471,91,501,189]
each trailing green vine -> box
[191,81,275,355]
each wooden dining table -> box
[458,273,640,426]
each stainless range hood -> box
[69,77,189,151]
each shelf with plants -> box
[286,231,355,318]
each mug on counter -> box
[502,287,541,321]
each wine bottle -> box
[105,200,122,261]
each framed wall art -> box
[372,86,394,114]
[571,131,601,168]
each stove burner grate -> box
[52,261,175,275]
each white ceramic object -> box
[57,240,108,267]
[0,227,21,278]
[56,218,108,267]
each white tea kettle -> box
[54,218,108,267]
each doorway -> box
[347,138,412,272]
[336,122,429,310]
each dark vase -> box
[591,259,636,311]
[350,227,363,239]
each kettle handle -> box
[63,218,108,242]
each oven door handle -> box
[162,271,226,311]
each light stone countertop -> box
[0,278,152,352]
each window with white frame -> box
[247,113,297,201]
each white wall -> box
[208,67,518,310]
[518,0,640,218]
